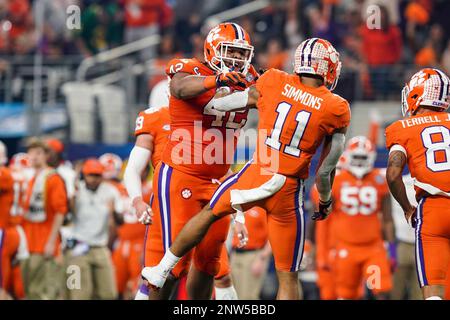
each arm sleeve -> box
[124,146,151,200]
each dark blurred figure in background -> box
[360,5,402,99]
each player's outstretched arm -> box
[386,150,416,226]
[124,133,153,224]
[312,127,347,220]
[212,85,259,112]
[170,71,247,100]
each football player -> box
[142,38,351,299]
[385,68,450,300]
[137,22,258,300]
[328,136,394,299]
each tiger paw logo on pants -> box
[181,188,192,199]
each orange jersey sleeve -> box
[385,120,407,151]
[321,95,351,135]
[0,167,14,228]
[166,58,205,78]
[134,106,171,168]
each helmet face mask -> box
[347,151,375,179]
[345,136,376,179]
[217,42,253,74]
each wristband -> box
[388,242,397,259]
[203,76,217,90]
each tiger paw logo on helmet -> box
[293,38,342,91]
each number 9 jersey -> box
[385,111,450,197]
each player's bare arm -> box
[386,150,416,226]
[212,84,260,112]
[123,133,154,224]
[170,71,246,100]
[312,127,347,220]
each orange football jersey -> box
[331,168,389,245]
[162,58,258,180]
[134,106,171,168]
[385,111,450,195]
[0,167,14,228]
[254,68,351,178]
[9,168,28,226]
[22,173,68,256]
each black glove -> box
[311,199,332,221]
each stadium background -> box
[0,0,449,299]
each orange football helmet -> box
[294,38,341,91]
[336,153,348,171]
[204,22,254,75]
[345,136,376,179]
[401,68,450,117]
[99,153,123,180]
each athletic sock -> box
[159,249,181,274]
[134,284,149,300]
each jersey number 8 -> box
[421,126,450,172]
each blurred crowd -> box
[0,0,449,100]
